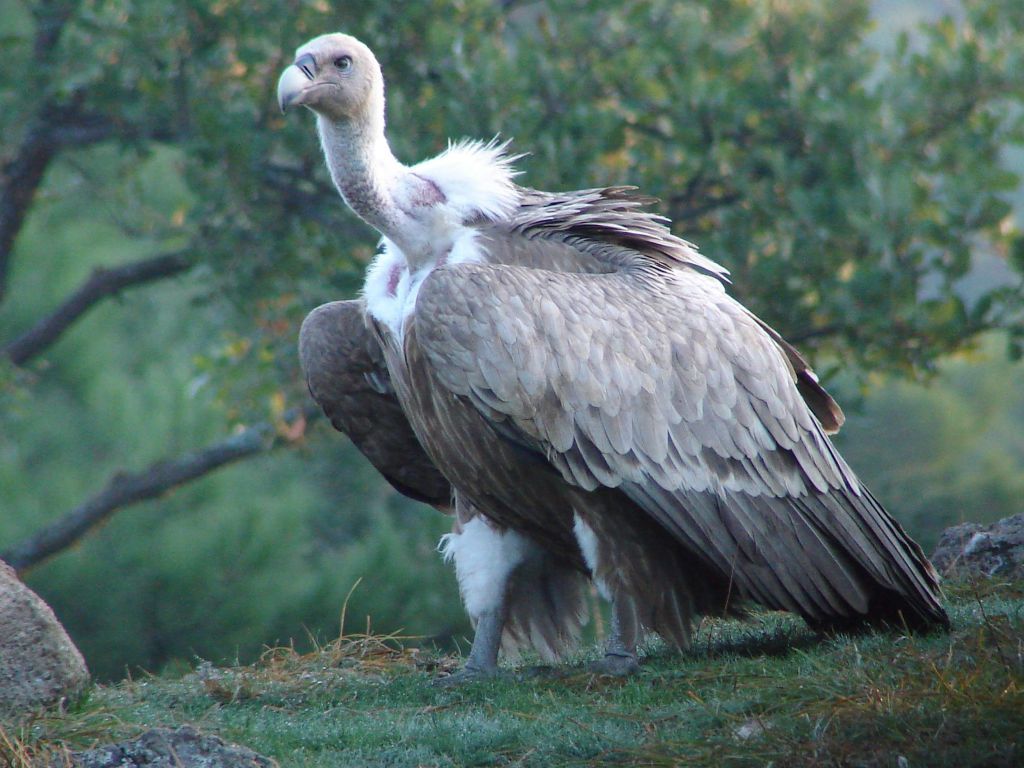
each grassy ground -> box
[3,579,1022,767]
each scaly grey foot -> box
[432,663,501,687]
[432,605,506,687]
[588,652,640,677]
[590,597,640,676]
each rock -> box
[733,717,770,741]
[0,559,90,717]
[58,726,277,768]
[931,513,1024,580]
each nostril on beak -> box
[295,53,317,80]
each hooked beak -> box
[277,53,318,113]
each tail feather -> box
[624,479,948,632]
[501,551,588,662]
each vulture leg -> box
[437,512,532,683]
[438,502,589,682]
[590,597,641,676]
[466,607,505,673]
[435,607,506,686]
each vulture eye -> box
[334,55,352,71]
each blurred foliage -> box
[0,0,1022,679]
[0,143,466,679]
[833,333,1024,553]
[5,0,1020,399]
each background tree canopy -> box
[1,0,1022,680]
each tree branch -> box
[0,0,83,302]
[4,251,195,365]
[2,407,321,574]
[785,323,842,345]
[0,104,185,305]
[0,121,58,302]
[31,0,80,60]
[668,191,743,224]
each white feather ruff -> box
[362,140,511,337]
[411,138,523,222]
[362,240,408,334]
[363,229,486,338]
[438,517,534,619]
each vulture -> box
[279,33,949,678]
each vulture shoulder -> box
[299,300,451,507]
[409,260,946,627]
[482,187,842,433]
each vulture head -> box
[276,32,501,265]
[277,33,384,123]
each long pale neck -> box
[317,114,406,238]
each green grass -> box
[4,579,1022,767]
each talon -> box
[433,665,501,687]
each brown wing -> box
[299,300,451,507]
[410,261,947,629]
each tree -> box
[1,0,1022,674]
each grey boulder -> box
[55,726,277,768]
[931,513,1024,580]
[0,559,90,717]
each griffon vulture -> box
[279,33,948,678]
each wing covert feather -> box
[411,261,945,625]
[415,263,824,496]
